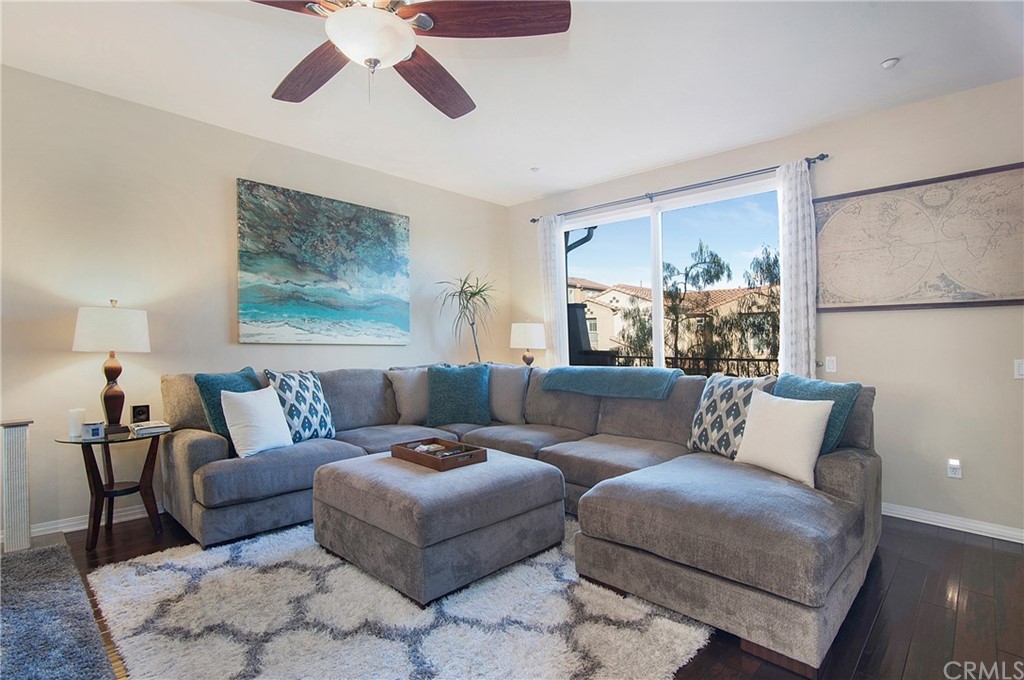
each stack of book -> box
[130,420,171,437]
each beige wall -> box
[508,78,1024,532]
[1,68,512,529]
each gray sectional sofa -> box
[159,364,880,673]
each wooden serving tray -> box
[391,438,487,471]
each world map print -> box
[815,165,1023,309]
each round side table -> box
[56,432,164,551]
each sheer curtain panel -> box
[536,215,570,366]
[776,161,817,378]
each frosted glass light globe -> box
[325,6,416,70]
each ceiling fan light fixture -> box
[325,6,416,71]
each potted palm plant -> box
[438,273,496,362]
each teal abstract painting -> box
[237,179,410,344]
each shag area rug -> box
[1,543,114,679]
[89,520,709,679]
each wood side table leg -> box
[139,436,163,534]
[102,442,115,531]
[81,443,105,551]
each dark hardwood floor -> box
[64,513,1023,680]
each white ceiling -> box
[3,1,1022,206]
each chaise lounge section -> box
[574,389,880,672]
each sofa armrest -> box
[815,447,882,551]
[159,429,230,533]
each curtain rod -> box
[529,153,829,223]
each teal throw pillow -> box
[264,369,335,443]
[773,373,862,454]
[194,367,262,445]
[427,364,491,427]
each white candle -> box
[68,408,86,438]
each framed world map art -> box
[814,163,1023,311]
[237,178,410,344]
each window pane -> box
[661,191,780,377]
[565,217,651,365]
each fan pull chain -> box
[365,58,380,104]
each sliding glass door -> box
[561,179,780,376]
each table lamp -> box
[510,322,546,366]
[73,300,151,434]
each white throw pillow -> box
[386,367,429,425]
[221,386,293,458]
[734,389,834,487]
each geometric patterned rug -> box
[88,519,709,679]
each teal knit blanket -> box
[542,367,683,400]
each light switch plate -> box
[947,459,962,479]
[825,356,837,373]
[1015,359,1024,380]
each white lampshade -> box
[510,323,546,350]
[325,5,416,70]
[73,306,151,353]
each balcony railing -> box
[609,354,779,378]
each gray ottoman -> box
[313,450,565,604]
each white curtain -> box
[776,161,817,378]
[536,215,570,366]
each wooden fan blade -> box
[394,47,476,119]
[250,0,324,18]
[398,0,570,38]
[272,41,350,102]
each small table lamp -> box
[73,299,151,434]
[510,322,546,366]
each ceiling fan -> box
[253,0,571,119]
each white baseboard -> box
[882,502,1024,543]
[9,501,1019,545]
[0,502,165,543]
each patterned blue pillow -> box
[773,373,862,454]
[427,364,491,427]
[688,373,777,459]
[264,370,335,443]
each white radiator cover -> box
[2,421,32,552]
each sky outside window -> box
[567,191,779,289]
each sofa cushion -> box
[318,369,399,430]
[597,375,706,446]
[334,424,454,454]
[193,438,365,508]
[838,386,876,450]
[386,367,429,425]
[688,373,776,459]
[539,434,688,489]
[437,422,488,439]
[161,373,211,432]
[578,453,863,607]
[264,369,336,443]
[427,364,490,427]
[524,368,600,434]
[488,364,531,424]
[773,374,861,454]
[462,424,587,458]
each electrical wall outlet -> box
[825,356,837,373]
[1015,359,1024,380]
[947,459,962,479]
